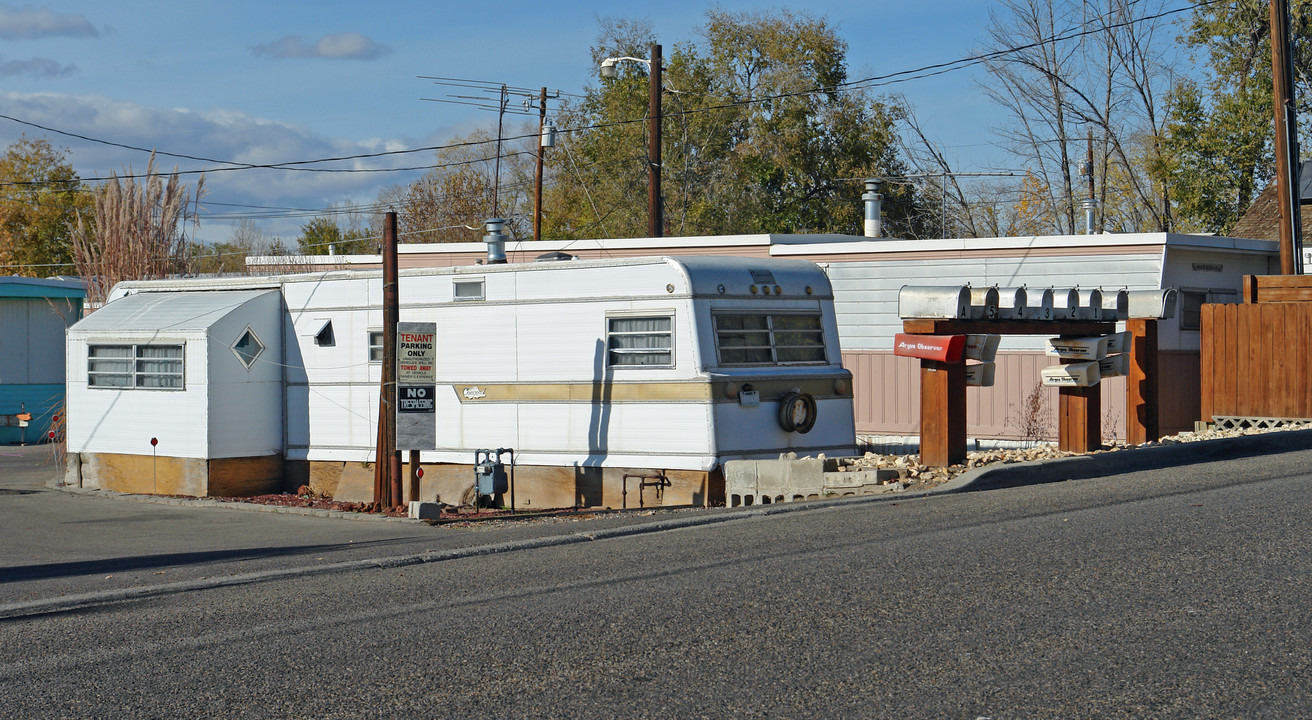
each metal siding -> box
[207,292,284,459]
[827,252,1166,353]
[0,299,29,384]
[66,335,210,457]
[27,298,77,385]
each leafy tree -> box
[540,10,925,239]
[1162,0,1312,233]
[0,136,91,276]
[297,212,375,256]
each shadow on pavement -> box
[956,429,1312,493]
[0,537,421,584]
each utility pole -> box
[373,211,401,510]
[493,84,508,219]
[649,43,663,238]
[533,87,559,242]
[1271,0,1303,274]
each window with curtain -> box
[606,316,673,367]
[714,313,826,365]
[88,344,184,389]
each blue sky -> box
[1,1,1020,245]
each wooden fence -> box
[1201,301,1312,421]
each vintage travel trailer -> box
[64,255,856,507]
[257,231,1276,441]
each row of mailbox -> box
[899,286,1178,322]
[893,330,1132,388]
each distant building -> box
[1229,161,1312,258]
[0,277,85,444]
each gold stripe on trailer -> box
[452,378,853,404]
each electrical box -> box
[474,448,510,497]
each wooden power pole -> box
[1271,0,1304,274]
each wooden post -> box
[920,359,966,467]
[408,450,421,503]
[1057,354,1101,452]
[1126,318,1159,444]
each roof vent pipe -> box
[484,219,508,264]
[862,178,883,238]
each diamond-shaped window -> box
[231,327,265,370]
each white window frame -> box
[87,343,185,390]
[454,278,485,301]
[713,312,828,366]
[230,326,266,370]
[367,330,384,363]
[605,314,675,368]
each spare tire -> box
[777,391,818,434]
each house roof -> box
[1230,161,1312,242]
[68,289,276,334]
[0,276,86,300]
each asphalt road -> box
[2,437,1312,718]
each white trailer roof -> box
[69,289,277,334]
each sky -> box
[0,1,1040,248]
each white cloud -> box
[0,92,425,243]
[252,32,391,60]
[0,57,75,78]
[0,5,97,40]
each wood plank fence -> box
[1201,301,1312,421]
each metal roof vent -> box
[534,251,576,262]
[484,219,508,265]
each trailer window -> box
[454,279,484,301]
[367,331,383,362]
[607,316,673,366]
[715,313,826,365]
[88,344,184,389]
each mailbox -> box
[964,334,1000,362]
[968,286,1000,320]
[1102,289,1129,321]
[1076,288,1104,321]
[1098,354,1128,378]
[1104,331,1131,355]
[1052,288,1080,320]
[965,362,996,387]
[1041,361,1101,387]
[1046,335,1110,360]
[1126,288,1178,319]
[997,287,1027,320]
[1021,287,1055,321]
[899,286,971,319]
[893,333,965,363]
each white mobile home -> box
[65,256,856,507]
[250,232,1278,440]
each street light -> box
[600,43,663,237]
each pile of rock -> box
[829,421,1312,491]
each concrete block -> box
[408,501,442,520]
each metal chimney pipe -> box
[862,178,883,238]
[484,219,508,264]
[1081,198,1098,235]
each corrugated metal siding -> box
[827,252,1165,352]
[843,350,1200,441]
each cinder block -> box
[408,501,442,520]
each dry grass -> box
[72,153,204,306]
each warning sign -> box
[397,329,436,384]
[396,321,437,450]
[399,385,436,412]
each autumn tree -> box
[541,10,925,239]
[298,207,375,255]
[1162,0,1312,233]
[0,136,91,276]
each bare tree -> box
[72,153,205,305]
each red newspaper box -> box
[893,333,965,363]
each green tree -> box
[297,211,375,255]
[541,10,925,240]
[0,136,91,276]
[1163,0,1312,233]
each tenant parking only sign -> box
[396,321,437,450]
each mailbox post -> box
[1126,318,1159,444]
[1058,354,1101,453]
